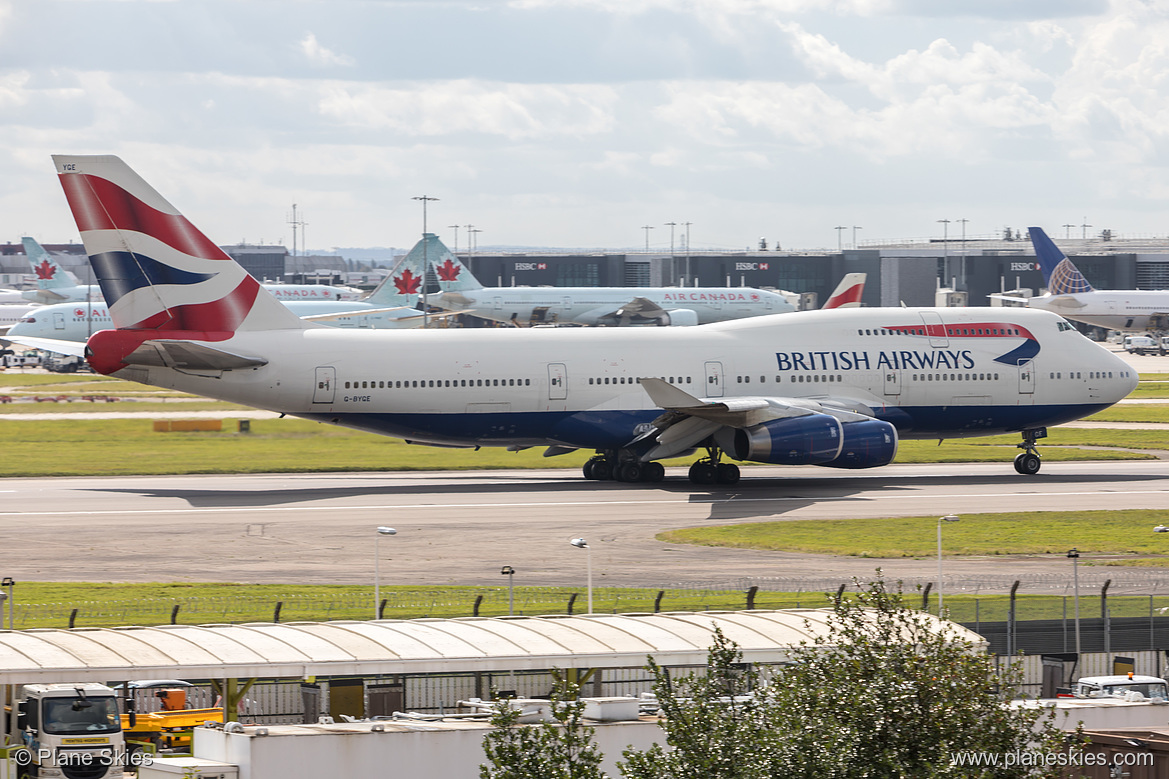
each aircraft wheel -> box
[583,460,597,480]
[716,463,741,485]
[591,459,613,481]
[643,461,665,482]
[1013,452,1041,475]
[617,462,643,482]
[688,462,717,485]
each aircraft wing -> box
[122,340,268,371]
[1043,295,1088,309]
[576,297,672,326]
[24,289,70,305]
[3,335,89,357]
[637,378,879,460]
[987,293,1028,303]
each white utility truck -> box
[4,684,126,779]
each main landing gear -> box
[582,445,741,485]
[583,453,665,483]
[1013,428,1047,475]
[687,445,740,485]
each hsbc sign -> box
[735,262,769,271]
[514,262,548,271]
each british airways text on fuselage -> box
[776,350,976,372]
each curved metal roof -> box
[0,610,985,684]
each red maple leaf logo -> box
[74,309,85,316]
[34,259,56,280]
[436,258,461,282]
[393,269,422,294]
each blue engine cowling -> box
[819,418,898,469]
[724,414,844,465]
[721,414,898,469]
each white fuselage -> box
[7,300,420,344]
[1026,290,1169,331]
[437,286,795,326]
[108,307,1134,452]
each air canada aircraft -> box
[996,227,1169,332]
[403,234,797,326]
[21,236,102,304]
[52,155,1136,483]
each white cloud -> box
[299,33,356,68]
[316,80,618,140]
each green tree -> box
[622,576,1075,779]
[479,681,609,779]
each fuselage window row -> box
[342,379,533,390]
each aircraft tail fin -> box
[822,272,866,309]
[429,234,483,293]
[1028,226,1094,295]
[52,155,307,334]
[22,236,74,291]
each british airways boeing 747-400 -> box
[50,155,1136,484]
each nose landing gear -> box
[1014,428,1046,475]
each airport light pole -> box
[851,226,862,249]
[448,225,460,252]
[642,225,654,253]
[683,222,692,286]
[835,226,846,251]
[665,222,677,256]
[937,516,959,614]
[1062,223,1075,239]
[937,219,951,287]
[413,196,439,328]
[570,538,593,614]
[957,218,968,290]
[501,565,516,615]
[374,527,397,619]
[1068,548,1081,656]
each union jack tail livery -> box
[1029,226,1094,295]
[53,155,306,335]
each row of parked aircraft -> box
[26,155,1134,487]
[5,233,867,347]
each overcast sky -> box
[2,0,1167,253]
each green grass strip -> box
[658,509,1169,560]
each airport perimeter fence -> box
[11,572,1169,648]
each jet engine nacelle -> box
[662,308,699,326]
[718,415,898,469]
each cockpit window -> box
[1057,320,1076,332]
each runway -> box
[3,460,1169,589]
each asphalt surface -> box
[1,461,1168,591]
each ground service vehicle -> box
[8,683,126,779]
[1072,674,1169,701]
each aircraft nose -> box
[1110,348,1139,398]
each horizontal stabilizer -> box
[4,335,89,357]
[123,340,268,371]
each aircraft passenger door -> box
[547,363,568,400]
[1017,361,1035,395]
[53,312,65,331]
[704,361,724,398]
[493,296,504,313]
[884,369,901,396]
[313,366,335,404]
[919,311,949,348]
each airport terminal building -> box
[2,234,1168,308]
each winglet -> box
[1028,226,1093,294]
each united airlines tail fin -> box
[822,273,866,309]
[1028,226,1094,295]
[53,155,306,334]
